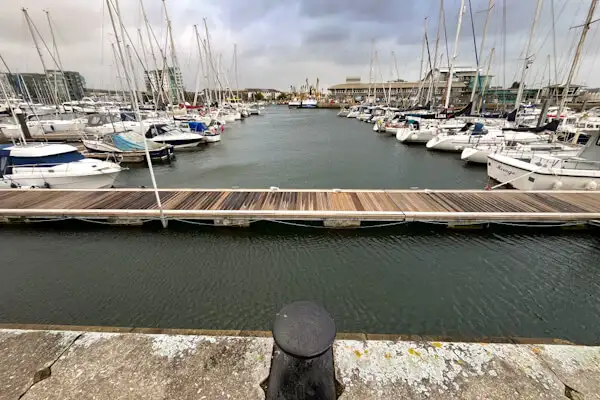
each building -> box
[45,70,86,101]
[240,88,282,101]
[0,73,16,98]
[13,73,52,104]
[328,67,493,107]
[2,70,87,104]
[144,67,184,103]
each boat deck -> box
[0,188,599,226]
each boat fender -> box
[552,180,564,190]
[585,181,598,191]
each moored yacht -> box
[487,129,600,190]
[0,143,122,188]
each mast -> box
[557,0,598,118]
[111,42,129,104]
[162,0,184,105]
[22,9,49,72]
[107,0,166,228]
[551,0,559,103]
[137,28,156,107]
[192,25,205,106]
[367,39,374,103]
[415,18,428,105]
[514,0,543,111]
[139,0,163,107]
[469,0,494,114]
[234,43,240,101]
[444,0,466,109]
[477,47,495,114]
[22,8,57,106]
[45,10,73,105]
[0,70,25,144]
[430,0,444,108]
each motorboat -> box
[288,99,301,108]
[487,130,600,190]
[0,143,122,189]
[300,98,318,108]
[83,131,174,162]
[143,124,205,149]
[84,114,127,135]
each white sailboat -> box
[487,130,600,190]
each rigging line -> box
[468,0,479,67]
[441,0,450,68]
[531,0,569,59]
[577,20,600,86]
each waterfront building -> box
[144,66,184,102]
[328,66,493,107]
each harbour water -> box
[1,107,599,344]
[121,107,488,189]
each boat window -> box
[10,151,85,166]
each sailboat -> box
[487,129,600,190]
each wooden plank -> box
[0,189,599,223]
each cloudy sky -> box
[0,0,599,92]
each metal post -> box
[266,301,337,400]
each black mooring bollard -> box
[266,301,337,400]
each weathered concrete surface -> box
[0,330,80,400]
[334,340,600,399]
[2,329,600,400]
[9,331,272,400]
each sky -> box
[0,0,599,92]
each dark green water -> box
[120,107,488,189]
[1,108,599,344]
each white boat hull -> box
[6,160,121,189]
[396,128,436,143]
[7,171,119,189]
[203,134,221,143]
[487,154,600,190]
[461,147,581,164]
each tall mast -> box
[477,47,495,114]
[139,0,163,107]
[107,0,166,228]
[45,10,73,105]
[514,0,543,111]
[557,0,598,118]
[416,18,428,105]
[23,8,57,106]
[469,0,494,114]
[234,43,240,100]
[444,0,466,109]
[23,9,49,72]
[162,0,185,105]
[430,0,444,108]
[137,28,157,107]
[192,25,205,106]
[201,39,212,105]
[367,39,374,103]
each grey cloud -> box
[0,0,598,91]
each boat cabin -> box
[0,144,84,176]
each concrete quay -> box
[1,327,599,399]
